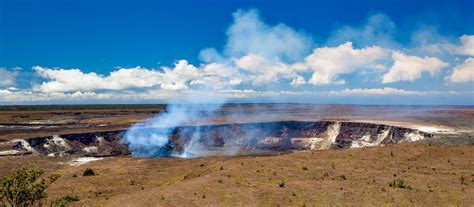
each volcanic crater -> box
[5,121,432,158]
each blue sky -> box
[0,0,473,105]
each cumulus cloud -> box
[0,88,171,103]
[418,34,474,56]
[382,52,449,83]
[30,41,455,96]
[305,42,390,85]
[33,60,243,93]
[0,68,19,87]
[445,58,474,83]
[331,87,431,96]
[290,76,306,86]
[190,63,242,89]
[33,65,164,92]
[4,86,469,104]
[456,35,474,56]
[159,60,200,90]
[202,9,313,63]
[234,54,306,85]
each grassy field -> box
[1,143,473,206]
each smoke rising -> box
[122,89,228,158]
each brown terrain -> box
[0,104,473,206]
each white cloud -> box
[0,68,19,87]
[219,89,318,99]
[445,58,474,83]
[33,60,243,93]
[331,87,432,96]
[290,76,306,86]
[190,63,242,89]
[234,54,305,85]
[0,87,192,103]
[159,60,199,90]
[305,42,390,85]
[28,41,455,96]
[418,34,474,56]
[382,52,449,83]
[456,35,474,56]
[2,86,472,104]
[33,65,163,92]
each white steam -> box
[122,90,227,158]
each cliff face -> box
[7,121,432,157]
[14,131,128,157]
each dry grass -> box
[1,143,473,206]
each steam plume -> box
[122,91,227,158]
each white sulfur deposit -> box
[403,132,425,142]
[69,157,104,167]
[83,146,99,153]
[350,128,391,148]
[43,135,71,150]
[13,139,37,153]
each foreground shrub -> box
[51,195,80,207]
[82,168,95,176]
[278,181,285,188]
[388,178,412,190]
[0,168,61,207]
[337,175,347,180]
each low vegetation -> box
[337,175,347,180]
[51,195,80,207]
[278,181,285,188]
[460,175,466,185]
[388,178,412,190]
[83,168,95,176]
[0,168,61,207]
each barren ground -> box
[1,144,473,206]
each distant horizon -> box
[1,103,473,107]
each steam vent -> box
[5,121,432,158]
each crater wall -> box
[3,121,432,157]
